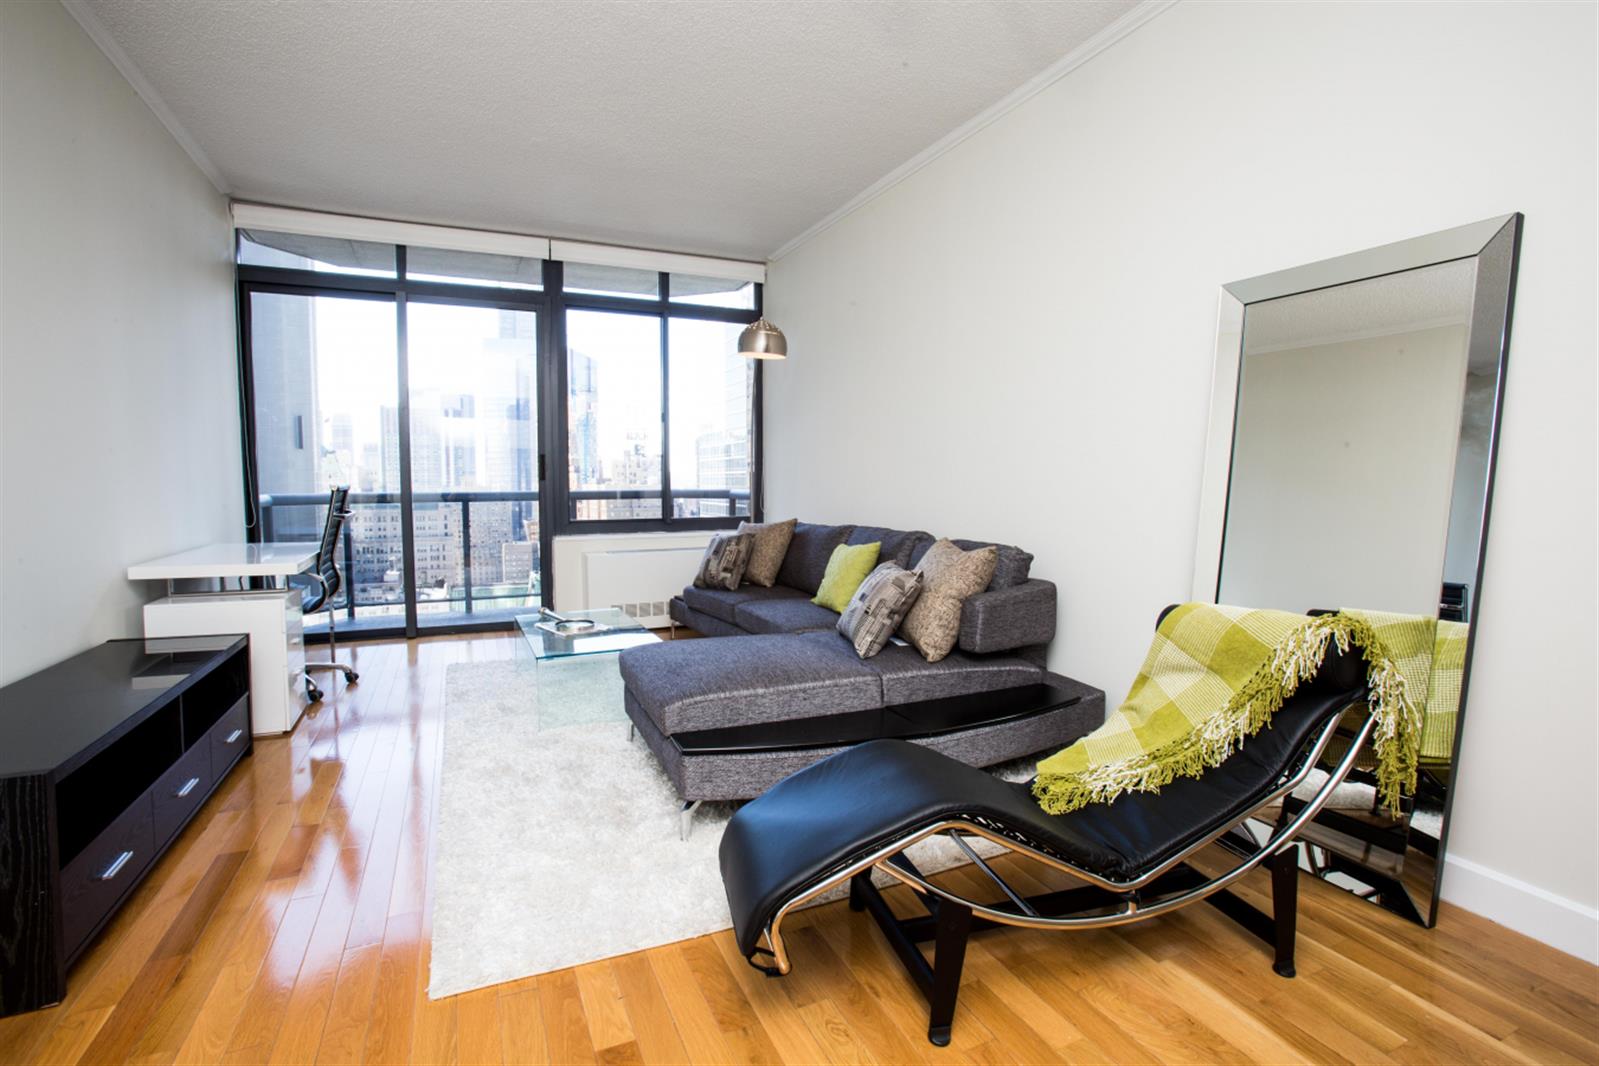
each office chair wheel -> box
[347,670,359,682]
[306,682,324,703]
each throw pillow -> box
[736,518,796,587]
[811,541,881,613]
[692,531,754,592]
[837,562,924,658]
[900,539,998,662]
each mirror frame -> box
[1191,213,1523,924]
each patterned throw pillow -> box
[692,532,754,592]
[736,518,796,587]
[837,563,924,658]
[899,539,998,662]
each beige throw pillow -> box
[737,518,796,587]
[900,539,998,662]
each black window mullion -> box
[237,280,262,541]
[543,258,571,562]
[394,245,419,637]
[659,271,671,522]
[752,279,764,521]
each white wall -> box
[764,1,1597,958]
[0,0,241,685]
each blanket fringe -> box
[1032,613,1421,817]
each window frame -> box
[551,261,764,534]
[234,236,763,633]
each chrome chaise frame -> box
[748,700,1374,1045]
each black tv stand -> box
[0,635,252,1018]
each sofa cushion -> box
[776,522,854,594]
[618,632,883,734]
[682,584,805,625]
[952,539,1033,590]
[847,526,933,569]
[865,643,1045,705]
[737,518,796,587]
[735,596,842,634]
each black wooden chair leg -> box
[1271,845,1300,978]
[926,900,973,1046]
[849,872,869,912]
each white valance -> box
[230,203,551,261]
[549,239,765,285]
[229,203,766,285]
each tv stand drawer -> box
[209,696,250,779]
[60,793,155,958]
[152,741,212,847]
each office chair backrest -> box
[310,485,352,611]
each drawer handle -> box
[174,776,201,798]
[97,850,135,882]
[224,729,243,744]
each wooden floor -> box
[2,633,1594,1066]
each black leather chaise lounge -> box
[719,611,1373,1045]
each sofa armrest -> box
[958,579,1057,655]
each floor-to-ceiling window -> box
[237,226,762,639]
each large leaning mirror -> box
[1192,214,1522,925]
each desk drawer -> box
[60,794,155,957]
[152,741,212,847]
[210,695,250,779]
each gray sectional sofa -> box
[619,522,1105,834]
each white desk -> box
[129,542,320,736]
[126,542,319,584]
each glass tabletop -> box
[514,607,659,661]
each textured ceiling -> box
[80,0,1139,260]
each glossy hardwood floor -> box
[1,632,1594,1065]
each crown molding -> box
[59,0,228,194]
[767,0,1178,263]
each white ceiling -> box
[75,0,1142,261]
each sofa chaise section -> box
[620,629,1105,808]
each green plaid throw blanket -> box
[1422,621,1468,763]
[1032,603,1432,816]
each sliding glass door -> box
[247,290,407,631]
[406,302,541,627]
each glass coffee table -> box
[513,608,660,730]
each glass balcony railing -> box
[258,488,749,632]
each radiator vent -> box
[580,543,703,627]
[611,600,670,622]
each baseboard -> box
[1442,853,1599,964]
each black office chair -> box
[300,485,359,702]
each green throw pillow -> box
[812,542,881,613]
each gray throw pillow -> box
[692,532,754,592]
[837,562,924,658]
[736,518,796,587]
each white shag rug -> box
[428,657,1026,999]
